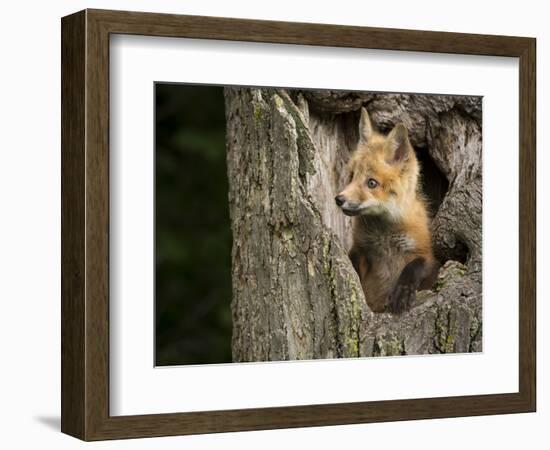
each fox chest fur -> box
[351,218,418,312]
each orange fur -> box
[337,108,434,312]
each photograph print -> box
[155,84,482,366]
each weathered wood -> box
[226,87,483,360]
[225,88,368,360]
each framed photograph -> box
[61,9,536,441]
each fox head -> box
[335,107,419,221]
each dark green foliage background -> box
[155,84,232,366]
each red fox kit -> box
[336,108,437,314]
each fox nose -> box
[335,195,346,207]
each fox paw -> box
[386,281,416,314]
[386,257,426,314]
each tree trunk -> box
[224,87,482,362]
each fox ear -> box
[385,123,411,164]
[358,107,374,143]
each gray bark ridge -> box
[225,88,482,361]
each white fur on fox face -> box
[358,198,403,221]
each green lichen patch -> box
[433,260,468,292]
[434,305,457,353]
[345,336,359,356]
[373,334,405,357]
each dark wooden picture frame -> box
[61,9,536,441]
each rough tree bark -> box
[224,87,482,362]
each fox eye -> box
[366,178,378,189]
[348,172,354,183]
